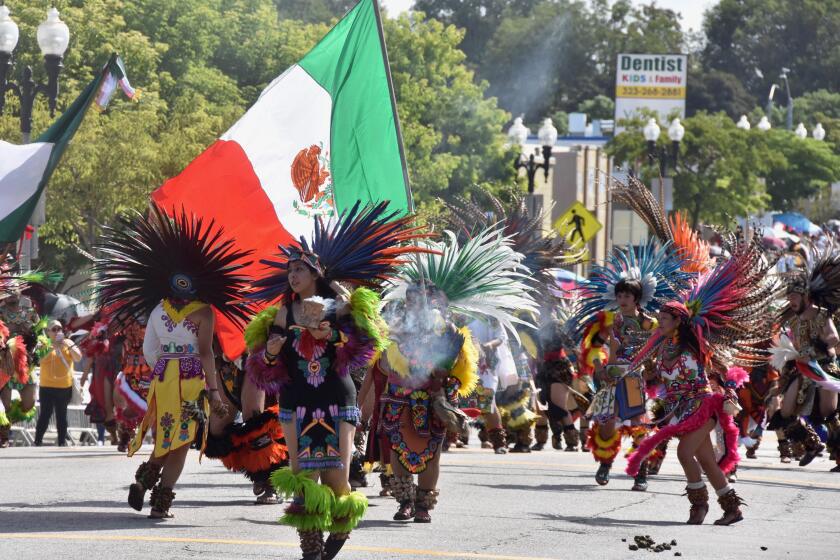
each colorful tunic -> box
[587,312,654,422]
[0,305,39,388]
[625,343,739,476]
[116,320,152,428]
[781,309,840,415]
[277,306,360,470]
[380,322,477,474]
[128,300,209,458]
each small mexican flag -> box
[152,0,412,358]
[0,53,136,243]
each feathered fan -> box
[0,259,63,297]
[633,234,781,373]
[611,174,711,274]
[442,191,583,304]
[250,201,433,302]
[388,227,539,339]
[95,203,254,326]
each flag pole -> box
[372,0,412,213]
[371,0,428,298]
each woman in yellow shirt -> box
[34,320,82,446]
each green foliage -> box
[762,130,840,210]
[702,0,840,101]
[608,112,776,226]
[384,12,515,202]
[479,0,684,120]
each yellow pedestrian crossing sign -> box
[554,202,602,246]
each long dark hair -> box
[674,319,704,362]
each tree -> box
[384,13,516,203]
[686,67,756,119]
[413,1,540,66]
[273,0,357,23]
[608,112,775,226]
[480,0,684,121]
[762,130,840,210]
[702,0,840,101]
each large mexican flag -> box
[152,0,412,358]
[0,54,136,243]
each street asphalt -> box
[0,432,838,560]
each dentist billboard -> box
[614,53,687,132]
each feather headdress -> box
[634,234,781,372]
[442,192,584,305]
[611,174,711,274]
[94,202,254,325]
[784,238,840,312]
[251,201,433,302]
[0,258,63,300]
[567,239,692,339]
[387,227,539,339]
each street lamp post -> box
[508,116,557,194]
[0,6,71,143]
[643,118,683,210]
[643,117,683,176]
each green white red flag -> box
[152,0,412,358]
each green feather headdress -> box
[387,227,539,340]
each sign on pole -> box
[554,201,602,247]
[614,53,687,132]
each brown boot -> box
[105,419,118,445]
[128,461,161,511]
[488,427,507,454]
[0,424,10,448]
[414,488,438,523]
[713,489,745,525]
[778,438,792,464]
[532,424,548,451]
[297,528,324,560]
[579,427,588,452]
[391,475,415,521]
[323,532,348,560]
[786,420,825,466]
[148,483,175,519]
[685,485,709,525]
[379,473,393,497]
[563,425,580,452]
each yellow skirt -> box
[127,359,208,459]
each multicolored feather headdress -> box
[567,239,692,338]
[94,202,254,325]
[634,234,781,372]
[387,227,539,339]
[611,175,711,274]
[442,192,583,305]
[251,201,432,302]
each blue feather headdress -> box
[251,201,433,302]
[567,240,693,338]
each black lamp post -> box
[508,116,558,194]
[643,117,684,177]
[0,6,70,143]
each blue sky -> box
[381,1,717,32]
